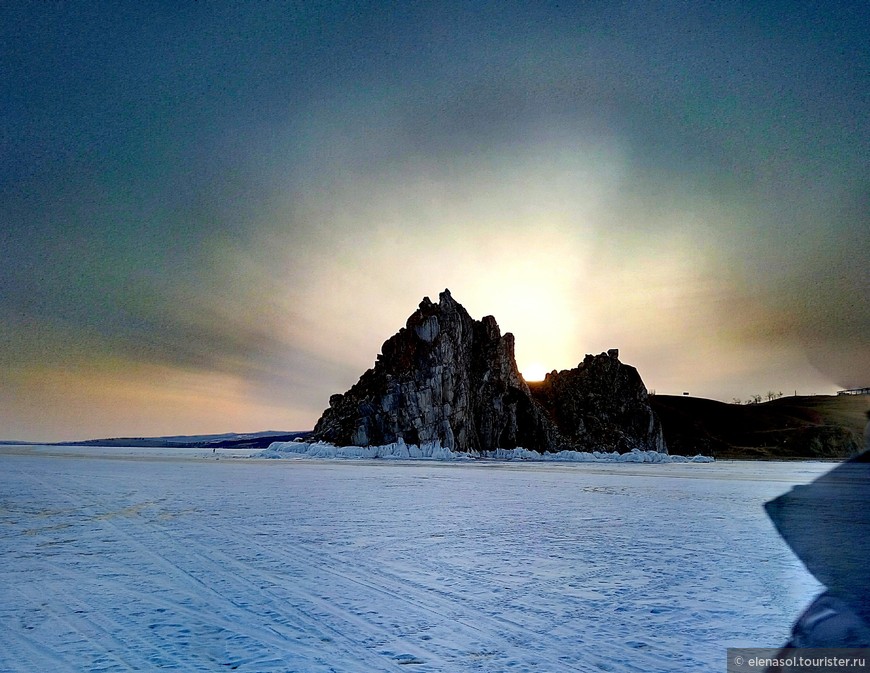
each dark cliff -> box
[312,290,666,455]
[527,350,666,454]
[313,290,554,452]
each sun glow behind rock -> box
[257,149,610,383]
[521,363,548,382]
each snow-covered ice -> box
[259,439,715,463]
[0,445,829,672]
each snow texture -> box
[259,440,715,463]
[0,444,827,672]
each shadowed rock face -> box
[527,350,667,454]
[313,290,554,452]
[312,290,666,454]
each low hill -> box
[649,394,868,459]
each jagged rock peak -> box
[312,290,552,452]
[312,291,666,455]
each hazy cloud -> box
[2,1,867,440]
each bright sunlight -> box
[521,363,548,382]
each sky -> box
[2,1,868,442]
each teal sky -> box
[2,1,868,442]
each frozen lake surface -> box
[0,446,829,672]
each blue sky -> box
[2,1,867,441]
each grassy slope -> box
[649,394,869,459]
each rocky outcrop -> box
[312,290,666,455]
[526,350,666,454]
[313,290,554,452]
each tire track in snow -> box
[3,472,356,670]
[13,471,425,673]
[134,515,452,672]
[192,516,688,673]
[0,617,81,673]
[6,578,198,673]
[1,456,818,673]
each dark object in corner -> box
[765,451,870,654]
